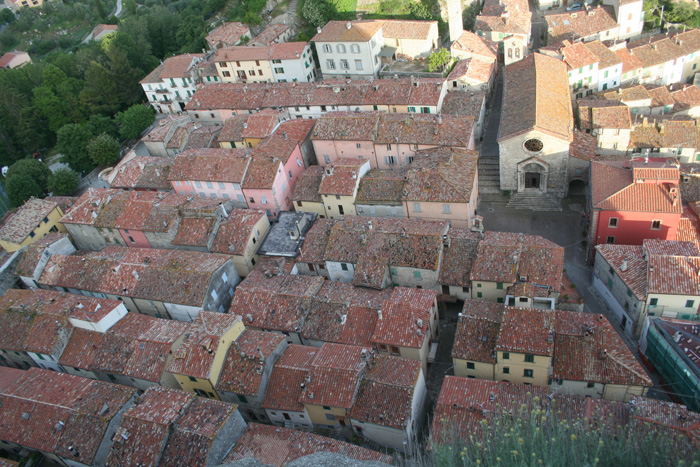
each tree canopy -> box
[48,168,79,196]
[115,104,155,140]
[6,174,43,208]
[6,158,51,193]
[87,133,121,167]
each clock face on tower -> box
[524,138,544,153]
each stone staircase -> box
[478,157,501,194]
[506,191,562,211]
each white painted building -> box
[313,21,385,80]
[269,42,316,82]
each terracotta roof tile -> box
[169,148,252,183]
[553,310,651,386]
[499,53,573,142]
[441,90,486,117]
[452,300,504,363]
[262,344,317,412]
[210,209,267,255]
[166,312,242,379]
[15,233,70,278]
[578,99,632,130]
[158,397,238,467]
[140,54,202,83]
[301,300,378,346]
[585,40,622,69]
[470,232,564,291]
[216,329,286,396]
[312,20,384,42]
[561,40,599,70]
[0,197,59,244]
[496,307,555,356]
[629,35,685,68]
[299,343,368,409]
[206,22,250,47]
[438,228,481,287]
[268,41,309,60]
[186,79,445,112]
[451,31,498,61]
[614,47,644,74]
[670,85,700,113]
[252,23,292,46]
[355,168,406,205]
[318,158,368,196]
[110,157,174,191]
[595,244,647,300]
[546,6,618,44]
[224,423,393,465]
[591,159,682,212]
[447,58,495,84]
[476,0,532,36]
[569,129,598,161]
[0,368,136,464]
[347,355,420,429]
[39,247,232,308]
[292,165,324,203]
[371,288,437,349]
[297,218,339,263]
[172,217,216,247]
[403,148,478,203]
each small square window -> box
[341,263,348,271]
[587,382,595,388]
[524,369,534,378]
[524,354,534,363]
[686,300,695,308]
[650,298,658,306]
[466,362,475,369]
[608,217,618,227]
[651,220,661,230]
[502,352,510,360]
[188,376,197,382]
[323,405,331,411]
[503,367,510,374]
[477,292,483,298]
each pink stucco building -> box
[311,112,475,169]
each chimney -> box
[377,309,382,320]
[346,22,352,30]
[621,260,628,272]
[317,27,322,34]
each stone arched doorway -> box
[569,179,586,196]
[517,160,548,193]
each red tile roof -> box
[499,53,573,142]
[158,396,238,467]
[553,311,651,386]
[215,329,286,396]
[140,54,202,83]
[206,22,250,47]
[496,307,555,356]
[252,23,292,46]
[545,6,618,44]
[561,40,598,70]
[39,247,232,308]
[647,254,700,296]
[590,160,682,213]
[262,344,318,412]
[451,30,498,61]
[312,20,384,42]
[292,165,324,203]
[470,231,564,291]
[476,0,532,36]
[404,148,478,203]
[348,355,421,429]
[172,217,217,247]
[110,156,174,191]
[318,158,368,196]
[0,368,136,464]
[614,47,644,74]
[0,197,59,244]
[371,288,436,349]
[569,129,598,161]
[169,148,252,183]
[628,35,685,68]
[166,312,242,380]
[595,244,647,300]
[299,343,368,409]
[447,57,495,84]
[186,79,446,112]
[578,99,632,130]
[354,168,407,205]
[297,218,339,264]
[210,209,267,255]
[452,300,504,363]
[224,423,393,466]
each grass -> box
[430,398,700,467]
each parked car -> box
[567,2,582,10]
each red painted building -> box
[588,158,682,260]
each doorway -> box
[525,172,541,189]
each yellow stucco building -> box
[0,197,68,253]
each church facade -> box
[498,53,574,202]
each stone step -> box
[506,192,562,211]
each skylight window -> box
[564,19,570,25]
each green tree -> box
[56,124,95,174]
[409,1,433,20]
[243,10,262,25]
[115,104,155,140]
[176,14,207,52]
[428,48,451,72]
[87,133,121,166]
[463,0,481,30]
[48,168,79,195]
[301,0,332,28]
[6,158,51,192]
[5,174,43,208]
[666,1,695,23]
[80,60,121,115]
[0,8,15,25]
[86,114,118,139]
[124,0,137,14]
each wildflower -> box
[571,434,577,441]
[535,428,540,433]
[532,453,536,457]
[460,452,465,457]
[551,438,556,443]
[476,461,481,465]
[496,457,501,463]
[541,416,547,422]
[476,443,482,448]
[534,396,540,402]
[599,440,604,446]
[511,450,519,457]
[594,458,599,465]
[539,460,543,465]
[518,438,524,445]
